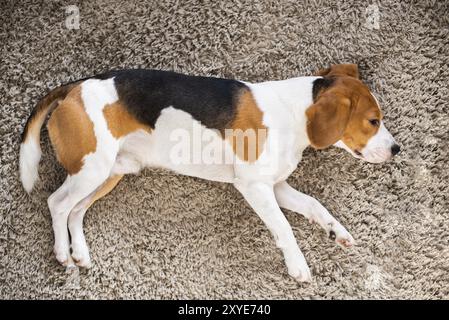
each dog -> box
[19,64,400,282]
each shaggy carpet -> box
[1,0,448,299]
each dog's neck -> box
[248,76,321,152]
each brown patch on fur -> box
[227,90,267,162]
[85,175,123,210]
[22,82,81,144]
[103,102,151,138]
[306,94,352,149]
[25,100,59,145]
[306,75,382,150]
[315,63,360,79]
[47,85,97,175]
[340,93,382,151]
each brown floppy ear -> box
[306,93,352,149]
[315,64,359,79]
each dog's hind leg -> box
[48,166,113,268]
[45,78,126,268]
[68,174,123,268]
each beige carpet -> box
[1,0,448,299]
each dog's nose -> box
[391,144,401,156]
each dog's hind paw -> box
[71,243,92,268]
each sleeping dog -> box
[20,64,399,282]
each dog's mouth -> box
[350,148,365,160]
[334,141,391,163]
[359,147,395,163]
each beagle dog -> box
[19,64,400,282]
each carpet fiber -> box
[1,0,448,299]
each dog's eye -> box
[369,119,380,127]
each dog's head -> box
[306,63,400,163]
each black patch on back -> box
[93,69,247,130]
[312,77,335,102]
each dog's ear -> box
[315,64,359,79]
[306,92,352,149]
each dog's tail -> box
[19,81,80,193]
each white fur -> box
[146,107,237,182]
[46,75,397,282]
[61,76,346,281]
[81,78,121,178]
[361,121,397,163]
[240,78,318,182]
[19,138,41,193]
[363,93,397,162]
[274,181,355,248]
[49,79,121,267]
[234,181,312,282]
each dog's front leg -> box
[234,180,312,282]
[274,181,355,248]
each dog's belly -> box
[114,107,236,183]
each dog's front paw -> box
[328,223,355,248]
[287,260,312,283]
